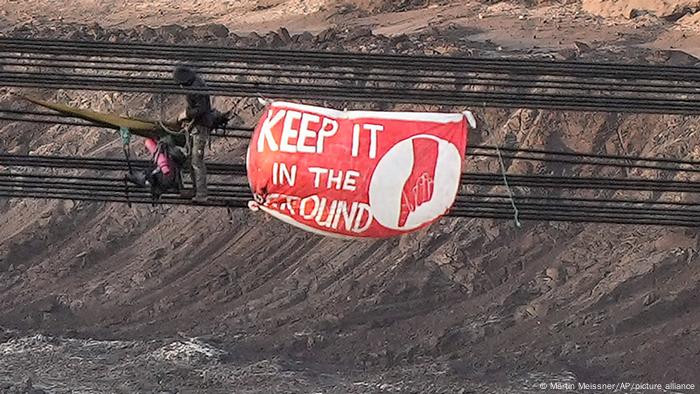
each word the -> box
[308,167,360,191]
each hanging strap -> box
[182,119,195,158]
[208,126,212,150]
[149,142,165,206]
[122,165,131,208]
[496,146,522,228]
[120,126,132,164]
[120,127,133,208]
[227,205,235,224]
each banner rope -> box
[496,146,522,228]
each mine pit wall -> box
[0,22,698,383]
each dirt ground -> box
[2,0,700,56]
[1,1,700,393]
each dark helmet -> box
[173,66,197,86]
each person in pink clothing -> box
[145,137,174,175]
[126,135,185,197]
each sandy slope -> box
[2,0,700,55]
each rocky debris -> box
[8,21,235,45]
[372,0,433,13]
[157,24,185,43]
[545,266,564,285]
[151,338,227,365]
[207,23,230,39]
[0,327,18,343]
[0,334,58,355]
[131,25,159,42]
[643,291,659,306]
[276,27,292,44]
[5,20,500,58]
[292,31,314,44]
[187,24,229,41]
[678,9,700,29]
[240,31,265,48]
[573,40,591,55]
[264,31,286,48]
[347,26,373,40]
[0,333,572,393]
[0,378,47,394]
[582,0,700,20]
[291,31,316,49]
[389,33,410,48]
[316,27,337,43]
[336,2,362,16]
[646,49,700,65]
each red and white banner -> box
[246,101,473,239]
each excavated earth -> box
[0,1,700,393]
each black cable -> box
[0,190,249,208]
[3,77,699,114]
[3,154,700,195]
[4,117,699,177]
[0,115,254,137]
[453,199,700,218]
[2,170,698,215]
[3,186,698,227]
[0,174,250,190]
[3,115,700,174]
[0,154,248,174]
[5,164,695,211]
[471,145,700,166]
[456,193,700,207]
[0,178,695,222]
[445,208,700,227]
[450,200,700,220]
[0,172,250,189]
[2,39,700,113]
[3,38,700,80]
[4,70,699,107]
[2,169,698,210]
[0,181,252,198]
[3,53,697,89]
[6,172,699,213]
[2,169,700,226]
[465,150,700,173]
[461,172,700,192]
[3,56,699,96]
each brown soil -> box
[1,1,700,393]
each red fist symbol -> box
[398,138,439,227]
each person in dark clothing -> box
[173,66,212,203]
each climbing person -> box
[126,135,186,199]
[173,65,213,203]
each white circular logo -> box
[369,134,462,231]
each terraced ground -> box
[0,1,699,392]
